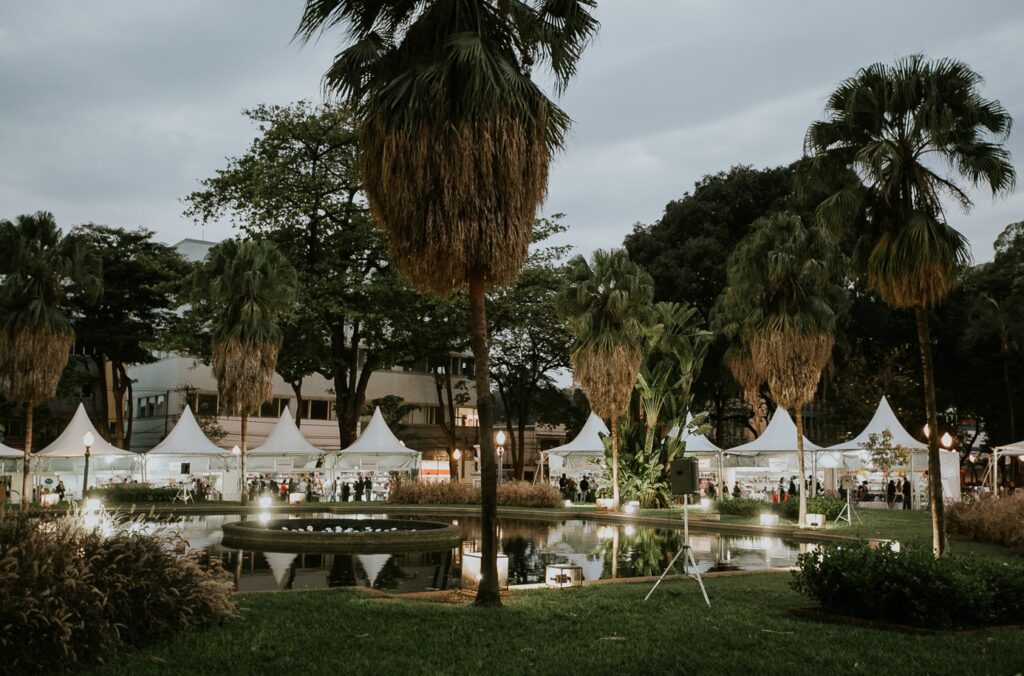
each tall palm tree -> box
[194,239,297,505]
[713,294,766,434]
[558,249,655,509]
[964,292,1021,440]
[803,55,1015,555]
[0,212,101,508]
[723,212,846,527]
[295,0,598,607]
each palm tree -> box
[295,0,598,607]
[964,292,1021,440]
[803,55,1015,555]
[713,294,766,434]
[0,212,101,508]
[722,212,846,527]
[194,239,297,505]
[558,249,655,510]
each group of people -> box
[246,472,388,503]
[558,473,594,502]
[885,476,913,509]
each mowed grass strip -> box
[89,573,1023,676]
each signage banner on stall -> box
[697,458,711,470]
[768,457,789,472]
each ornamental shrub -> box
[388,480,561,508]
[791,540,1024,629]
[714,497,767,517]
[947,493,1024,552]
[0,510,235,671]
[772,495,845,521]
[86,483,180,503]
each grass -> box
[88,574,1024,675]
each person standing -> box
[354,474,364,502]
[341,481,351,503]
[364,476,373,502]
[580,476,590,501]
[902,475,912,509]
[56,480,66,502]
[886,479,897,509]
[788,478,797,500]
[732,481,741,498]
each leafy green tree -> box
[185,102,427,444]
[804,55,1015,555]
[722,212,847,526]
[296,0,599,607]
[558,249,654,509]
[69,225,188,447]
[490,216,574,479]
[193,239,297,504]
[962,293,1022,440]
[0,212,101,507]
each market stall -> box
[143,405,231,500]
[0,441,23,504]
[334,407,420,500]
[36,403,134,498]
[249,407,328,502]
[543,412,608,478]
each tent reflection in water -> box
[334,407,420,473]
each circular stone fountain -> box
[221,518,463,554]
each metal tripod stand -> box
[834,487,862,526]
[644,494,710,607]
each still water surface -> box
[162,512,805,593]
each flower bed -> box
[388,480,562,508]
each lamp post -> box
[453,448,462,483]
[495,431,506,484]
[82,431,94,499]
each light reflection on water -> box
[158,513,804,593]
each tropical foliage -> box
[193,239,297,502]
[0,212,101,507]
[803,54,1016,556]
[559,249,654,508]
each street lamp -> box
[940,432,953,449]
[232,445,242,497]
[495,431,506,484]
[452,448,462,482]
[82,431,94,498]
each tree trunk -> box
[516,412,527,480]
[92,355,112,442]
[291,381,305,428]
[240,413,249,505]
[112,362,128,448]
[469,272,500,607]
[915,306,946,557]
[611,415,620,510]
[21,401,33,509]
[795,406,807,528]
[125,380,134,448]
[1001,348,1016,441]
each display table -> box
[289,492,306,505]
[40,493,60,507]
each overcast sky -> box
[2,1,1023,262]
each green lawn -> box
[90,573,1023,676]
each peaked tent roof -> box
[666,413,722,453]
[546,413,610,456]
[727,407,821,453]
[147,406,226,456]
[250,407,324,456]
[38,404,129,457]
[0,441,23,458]
[336,407,420,470]
[828,396,927,452]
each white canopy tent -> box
[727,407,822,455]
[335,407,420,472]
[666,413,722,453]
[828,396,927,453]
[37,404,129,458]
[990,440,1024,495]
[250,407,324,456]
[829,396,960,502]
[148,406,227,456]
[0,441,23,458]
[143,406,229,479]
[544,412,609,472]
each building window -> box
[457,407,479,427]
[259,397,290,419]
[136,395,167,419]
[308,399,330,421]
[197,394,218,417]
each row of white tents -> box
[544,396,964,501]
[0,404,421,499]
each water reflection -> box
[161,513,804,592]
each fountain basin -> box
[221,518,462,554]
